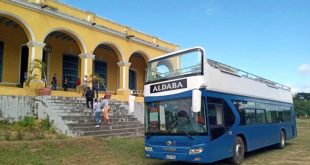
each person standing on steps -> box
[85,87,94,109]
[63,76,68,91]
[51,74,57,90]
[93,98,102,128]
[92,75,99,99]
[101,92,111,125]
[82,75,88,96]
[75,77,81,88]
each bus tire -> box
[278,130,286,149]
[229,136,245,164]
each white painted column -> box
[117,61,131,95]
[78,53,95,80]
[26,41,46,77]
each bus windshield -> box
[145,98,207,135]
[146,49,203,83]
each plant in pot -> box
[90,73,107,91]
[25,59,51,96]
[76,73,107,94]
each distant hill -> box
[293,93,310,116]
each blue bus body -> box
[144,89,297,163]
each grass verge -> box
[0,119,309,165]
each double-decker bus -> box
[143,47,297,164]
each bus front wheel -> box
[278,130,286,149]
[230,136,245,164]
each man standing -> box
[63,76,68,91]
[51,74,57,90]
[82,75,88,96]
[92,75,99,99]
[85,87,94,109]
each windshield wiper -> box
[167,120,178,132]
[167,120,193,140]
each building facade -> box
[0,0,178,96]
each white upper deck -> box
[206,59,292,103]
[144,47,293,104]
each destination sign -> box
[150,79,187,93]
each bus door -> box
[207,96,235,161]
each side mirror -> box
[192,89,201,113]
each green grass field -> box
[0,119,309,165]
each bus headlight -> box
[189,148,204,154]
[145,146,153,152]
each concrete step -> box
[47,98,125,104]
[51,109,128,116]
[44,96,142,138]
[64,118,139,125]
[93,132,144,138]
[50,104,128,112]
[69,124,144,131]
[67,121,142,127]
[62,115,137,120]
[80,127,144,136]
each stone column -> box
[26,41,45,89]
[117,61,131,95]
[79,53,95,80]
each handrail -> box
[207,59,291,91]
[130,90,144,96]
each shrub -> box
[40,116,54,131]
[17,116,35,128]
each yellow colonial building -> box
[0,0,178,97]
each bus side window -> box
[208,103,223,126]
[233,100,246,125]
[208,97,235,140]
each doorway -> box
[20,45,29,85]
[62,54,78,88]
[129,69,137,90]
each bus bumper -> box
[145,145,211,163]
[145,151,211,163]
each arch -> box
[129,50,149,63]
[128,51,148,91]
[0,11,35,41]
[92,41,124,62]
[43,27,87,54]
[157,60,173,72]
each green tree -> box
[293,93,310,116]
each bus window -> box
[145,98,208,135]
[270,105,277,123]
[208,103,223,126]
[233,100,246,125]
[149,104,160,131]
[208,97,235,140]
[284,106,292,122]
[245,109,256,124]
[256,109,266,124]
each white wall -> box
[0,95,37,121]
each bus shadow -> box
[157,143,293,165]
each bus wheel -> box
[278,131,286,149]
[230,137,245,164]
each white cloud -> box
[289,84,310,94]
[298,64,310,76]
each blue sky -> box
[60,0,310,93]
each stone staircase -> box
[42,96,144,138]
